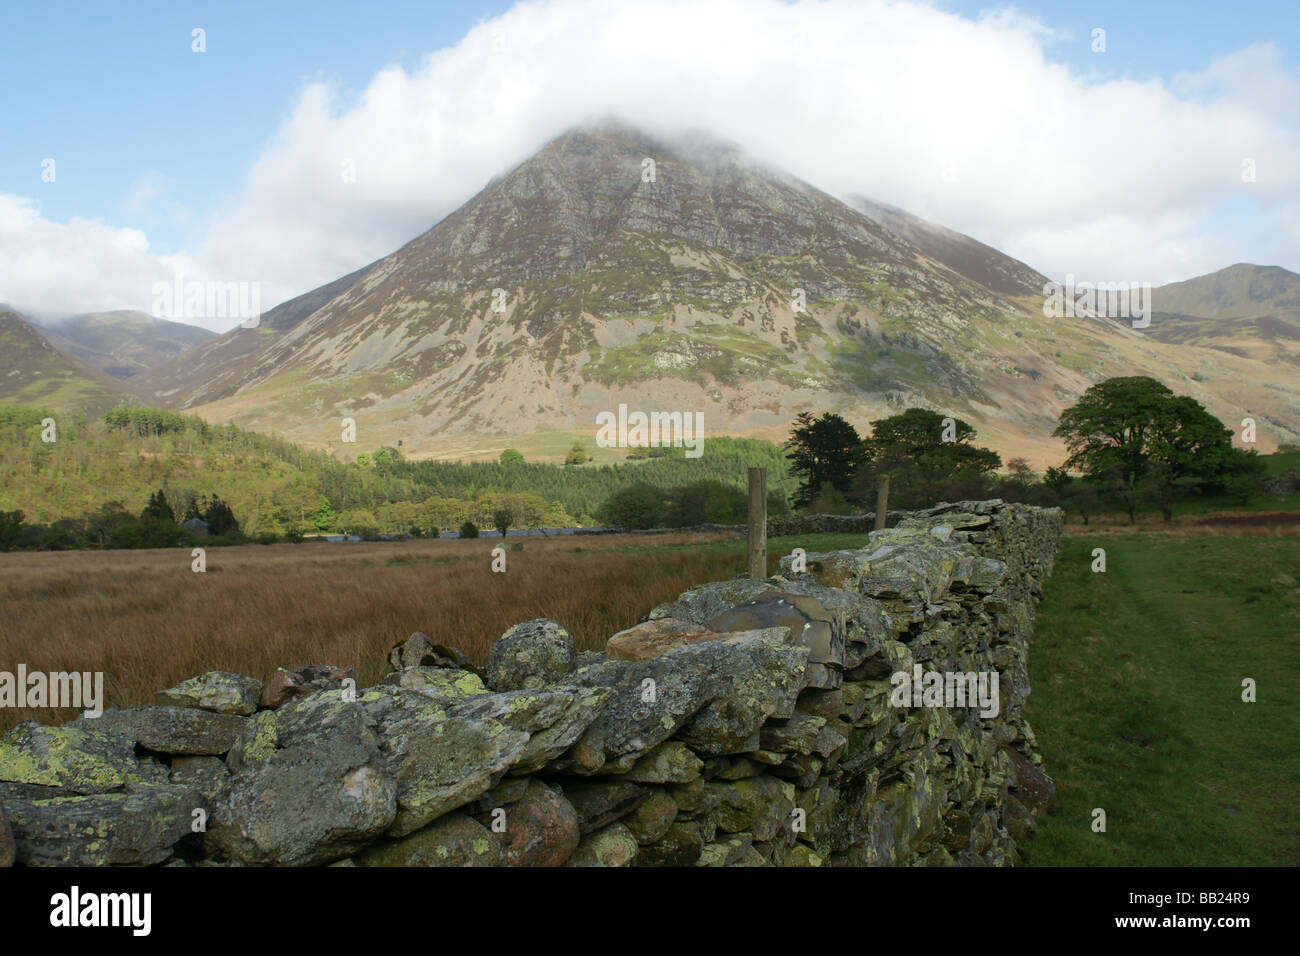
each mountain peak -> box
[1153,262,1300,319]
[108,127,1299,460]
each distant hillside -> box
[36,310,215,380]
[129,263,377,407]
[0,401,795,536]
[0,311,130,415]
[1136,264,1300,368]
[1153,263,1300,319]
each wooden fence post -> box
[874,474,890,530]
[748,467,767,579]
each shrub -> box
[459,521,479,538]
[598,483,664,529]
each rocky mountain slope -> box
[124,123,1300,461]
[846,197,1049,298]
[129,264,376,408]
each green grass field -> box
[1023,532,1300,865]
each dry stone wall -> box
[0,500,1062,867]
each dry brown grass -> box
[1063,510,1300,538]
[0,533,744,733]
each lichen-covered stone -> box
[606,619,709,660]
[860,768,948,865]
[294,686,395,742]
[647,578,780,625]
[6,783,202,866]
[388,632,475,673]
[698,833,754,866]
[451,686,610,774]
[971,811,997,855]
[154,671,263,716]
[489,779,580,866]
[798,535,976,607]
[624,787,677,845]
[760,713,847,758]
[132,757,178,791]
[669,777,719,818]
[0,723,136,794]
[226,686,392,770]
[464,776,530,816]
[559,643,736,771]
[623,741,704,783]
[565,822,639,866]
[784,843,824,866]
[705,591,844,675]
[795,687,844,720]
[707,776,795,841]
[355,812,500,866]
[207,735,396,865]
[169,755,229,801]
[377,693,529,837]
[259,665,357,710]
[639,820,705,866]
[487,619,574,691]
[676,640,809,756]
[560,780,650,834]
[711,756,765,780]
[383,667,486,699]
[1005,745,1056,817]
[732,845,772,866]
[1002,793,1037,843]
[93,706,247,756]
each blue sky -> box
[946,0,1300,79]
[1,1,516,252]
[2,0,1297,325]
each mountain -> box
[1153,263,1300,319]
[129,263,376,408]
[35,310,216,380]
[0,310,131,414]
[847,197,1049,298]
[126,122,1300,461]
[1134,264,1300,366]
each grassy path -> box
[1022,533,1300,865]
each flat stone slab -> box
[0,723,137,794]
[5,783,202,866]
[154,671,263,716]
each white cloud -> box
[0,194,202,324]
[3,0,1299,325]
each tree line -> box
[0,405,796,548]
[0,376,1275,551]
[782,376,1266,522]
